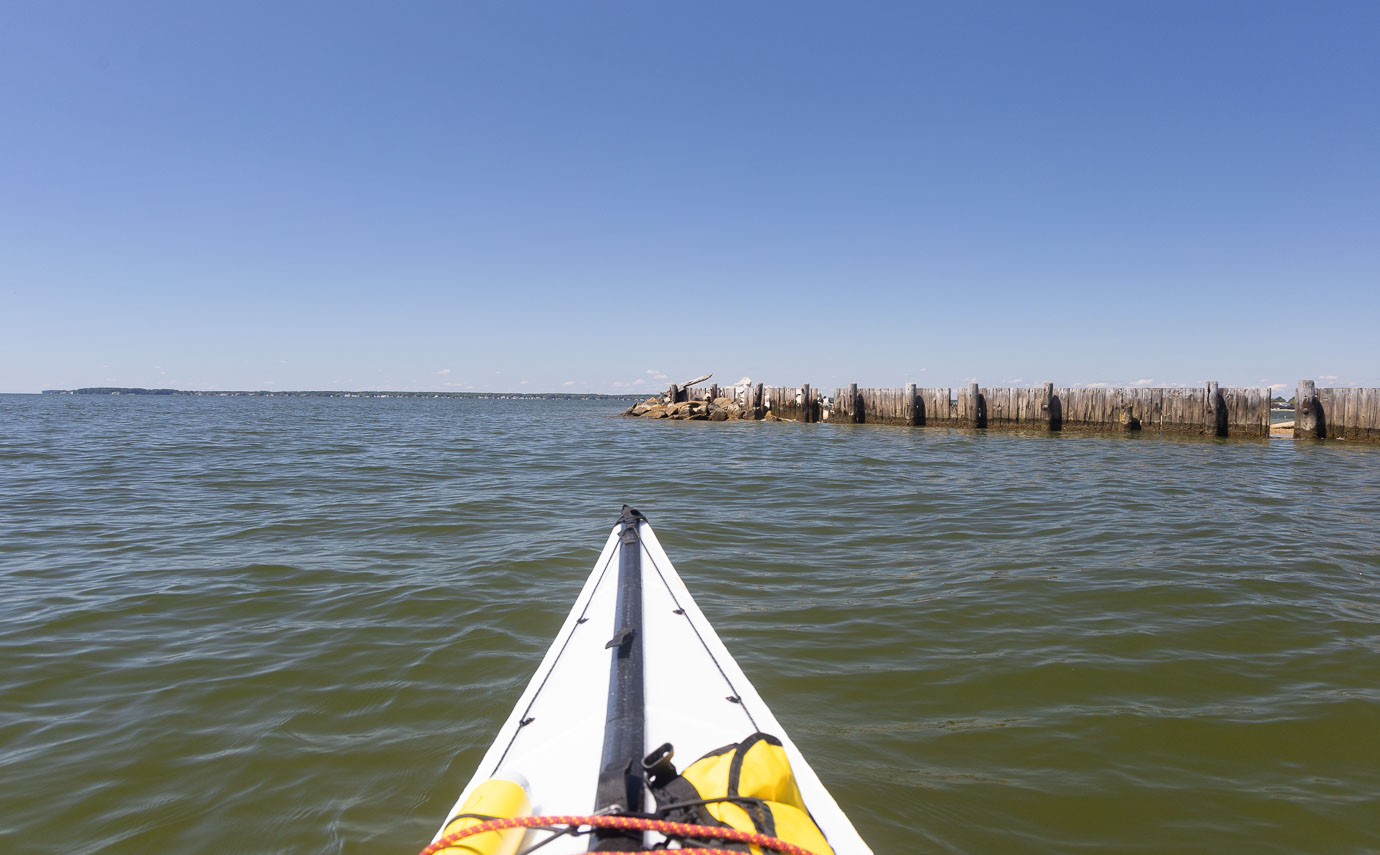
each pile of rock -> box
[621,396,785,422]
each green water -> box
[2,395,1377,854]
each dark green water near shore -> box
[2,395,1378,854]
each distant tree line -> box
[41,387,638,400]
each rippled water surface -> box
[2,395,1378,854]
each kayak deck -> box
[432,510,872,853]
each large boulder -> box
[623,397,662,416]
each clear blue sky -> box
[3,1,1376,394]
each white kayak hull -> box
[432,510,872,853]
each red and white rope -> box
[420,813,824,855]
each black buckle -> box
[642,742,677,788]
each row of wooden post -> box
[680,379,1227,434]
[666,379,1375,442]
[836,381,1237,436]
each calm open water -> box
[2,395,1378,855]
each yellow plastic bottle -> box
[435,771,531,855]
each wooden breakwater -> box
[831,382,1272,438]
[660,378,1380,443]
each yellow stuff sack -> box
[654,732,835,855]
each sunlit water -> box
[2,395,1377,854]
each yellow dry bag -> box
[647,733,835,855]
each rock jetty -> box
[621,395,786,422]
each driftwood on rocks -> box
[665,373,713,404]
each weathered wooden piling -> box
[969,383,986,429]
[1205,381,1226,437]
[1044,383,1060,431]
[1295,380,1320,439]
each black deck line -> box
[590,505,647,851]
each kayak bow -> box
[427,507,872,854]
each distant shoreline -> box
[38,387,639,400]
